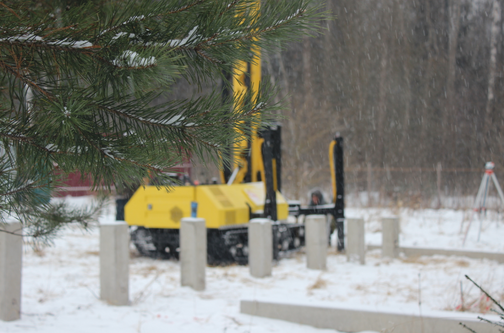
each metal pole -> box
[490,173,504,207]
[262,128,277,221]
[463,172,488,246]
[333,136,345,251]
[436,162,442,207]
[367,163,372,207]
[478,173,491,241]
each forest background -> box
[174,0,504,208]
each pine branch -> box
[41,24,80,38]
[0,0,330,240]
[476,316,504,329]
[199,9,307,49]
[93,103,169,128]
[0,131,69,155]
[218,0,240,16]
[0,228,23,237]
[459,322,478,333]
[162,0,208,16]
[0,61,52,98]
[465,275,504,313]
[489,309,504,318]
[0,2,20,19]
[95,0,207,40]
[0,180,51,198]
[71,124,165,174]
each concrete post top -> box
[0,220,21,225]
[0,221,22,233]
[249,218,272,224]
[100,220,128,226]
[305,214,326,221]
[181,217,205,223]
[1,214,21,224]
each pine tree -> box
[0,0,327,240]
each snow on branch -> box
[271,8,303,27]
[112,50,156,68]
[0,33,94,48]
[205,8,306,48]
[98,0,206,38]
[166,26,199,47]
[98,15,149,37]
[95,104,198,128]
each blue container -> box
[190,201,198,218]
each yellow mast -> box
[221,1,264,185]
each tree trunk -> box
[420,0,435,167]
[397,0,412,162]
[377,46,388,168]
[484,0,501,160]
[444,0,461,166]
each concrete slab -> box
[240,299,499,332]
[367,245,504,263]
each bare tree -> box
[484,0,501,159]
[445,0,462,167]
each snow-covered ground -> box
[1,196,503,333]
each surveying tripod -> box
[463,162,504,244]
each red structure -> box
[55,161,192,197]
[54,171,94,197]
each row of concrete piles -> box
[346,217,400,265]
[1,215,400,321]
[180,215,334,290]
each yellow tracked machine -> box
[120,1,346,264]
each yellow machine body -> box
[124,182,288,230]
[123,1,308,263]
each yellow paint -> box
[125,186,195,229]
[236,182,288,220]
[196,185,250,228]
[272,159,278,191]
[125,2,290,230]
[251,136,265,182]
[228,0,262,185]
[233,154,249,184]
[219,166,226,184]
[124,182,289,230]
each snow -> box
[0,34,43,43]
[0,34,93,48]
[167,26,199,47]
[99,220,128,226]
[1,196,503,333]
[50,39,92,48]
[249,218,271,224]
[141,26,201,48]
[162,114,184,125]
[273,9,303,27]
[124,15,145,25]
[181,217,205,223]
[351,207,504,252]
[112,50,156,68]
